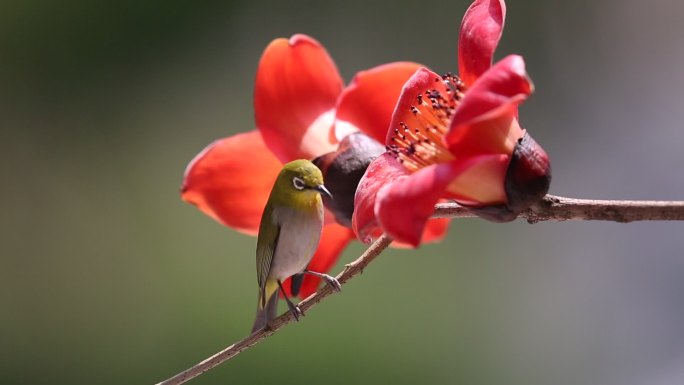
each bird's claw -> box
[290,305,303,321]
[285,302,303,321]
[322,274,342,292]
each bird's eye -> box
[292,177,305,190]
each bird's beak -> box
[314,184,333,199]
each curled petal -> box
[335,62,423,143]
[446,55,532,158]
[352,153,409,244]
[281,223,354,299]
[374,163,463,247]
[181,131,282,235]
[353,151,451,245]
[255,34,343,162]
[374,153,509,246]
[458,0,506,86]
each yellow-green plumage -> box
[252,159,331,332]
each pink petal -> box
[352,153,409,244]
[254,34,343,162]
[334,62,423,143]
[446,55,532,158]
[181,131,282,235]
[374,162,463,247]
[458,0,506,86]
[353,151,453,246]
[444,153,510,205]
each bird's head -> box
[271,160,332,206]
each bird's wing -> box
[256,205,281,304]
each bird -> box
[252,159,341,333]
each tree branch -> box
[433,194,684,223]
[155,194,684,385]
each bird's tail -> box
[251,280,279,333]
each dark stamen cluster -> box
[387,73,467,171]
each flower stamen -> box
[387,75,466,172]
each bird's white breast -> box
[267,205,324,280]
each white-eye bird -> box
[252,159,341,333]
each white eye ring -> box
[292,177,306,190]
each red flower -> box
[182,34,440,298]
[353,0,551,247]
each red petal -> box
[385,67,451,145]
[390,217,451,248]
[280,223,354,299]
[254,34,343,162]
[352,153,409,244]
[458,0,506,86]
[334,62,423,143]
[181,131,282,235]
[421,218,450,244]
[446,55,532,158]
[374,162,463,247]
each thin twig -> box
[156,234,393,385]
[156,194,684,385]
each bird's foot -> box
[286,302,303,321]
[304,270,342,292]
[321,274,342,292]
[277,279,304,321]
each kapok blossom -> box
[352,0,551,247]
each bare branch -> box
[155,234,393,385]
[433,194,684,223]
[155,194,684,385]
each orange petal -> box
[458,0,506,86]
[254,34,343,162]
[181,131,282,236]
[281,223,354,299]
[385,67,451,145]
[334,62,423,143]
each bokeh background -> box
[3,0,684,384]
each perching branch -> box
[155,194,684,385]
[156,234,393,385]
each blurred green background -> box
[3,0,684,384]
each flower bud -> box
[313,133,385,228]
[468,132,551,222]
[505,132,551,213]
